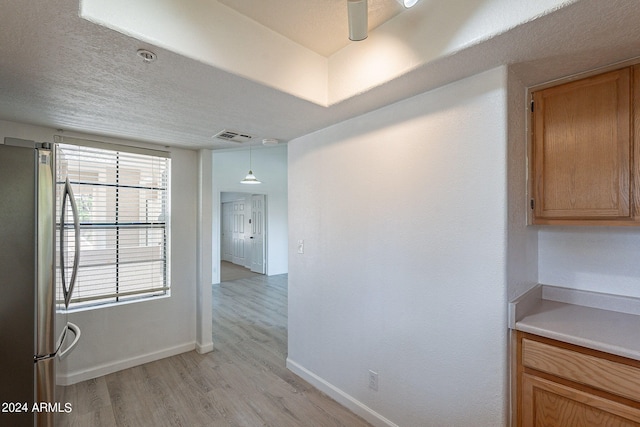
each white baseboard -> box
[196,341,214,354]
[286,358,399,427]
[58,342,196,386]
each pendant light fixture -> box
[240,143,261,184]
[348,0,368,41]
[348,0,420,42]
[399,0,420,7]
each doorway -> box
[220,192,266,281]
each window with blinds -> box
[56,142,170,308]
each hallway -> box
[220,260,262,282]
[58,274,371,426]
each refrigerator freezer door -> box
[35,356,56,427]
[35,148,56,357]
[3,139,57,358]
[0,143,38,425]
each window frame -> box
[56,138,171,310]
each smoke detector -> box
[262,138,279,146]
[212,130,254,143]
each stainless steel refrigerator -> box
[0,138,81,427]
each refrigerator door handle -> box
[58,322,81,360]
[60,177,80,308]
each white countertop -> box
[509,285,640,362]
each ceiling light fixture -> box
[399,0,420,8]
[240,143,261,184]
[348,0,368,41]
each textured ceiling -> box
[217,0,403,56]
[0,0,640,150]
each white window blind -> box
[56,142,170,308]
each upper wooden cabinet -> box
[530,66,640,225]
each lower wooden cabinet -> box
[514,332,640,426]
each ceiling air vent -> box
[212,129,254,143]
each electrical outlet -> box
[368,370,378,391]
[297,240,304,254]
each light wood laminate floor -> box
[220,260,261,282]
[58,274,372,426]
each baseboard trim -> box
[58,342,196,386]
[196,341,214,354]
[286,358,399,427]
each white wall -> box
[221,192,251,203]
[212,145,288,279]
[287,68,509,427]
[538,227,640,298]
[196,150,214,354]
[506,68,538,302]
[0,120,199,384]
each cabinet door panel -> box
[522,338,640,402]
[522,374,640,427]
[533,68,631,221]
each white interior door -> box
[221,202,233,262]
[232,200,247,266]
[250,194,266,274]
